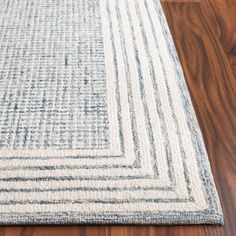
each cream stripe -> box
[0,189,180,201]
[100,0,121,153]
[0,201,207,213]
[0,178,171,190]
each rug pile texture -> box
[0,0,223,224]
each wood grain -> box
[202,0,236,53]
[228,53,236,78]
[201,0,236,79]
[162,3,236,235]
[0,1,235,235]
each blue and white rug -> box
[0,0,223,225]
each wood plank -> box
[0,2,235,236]
[162,2,236,236]
[201,0,236,78]
[201,0,236,53]
[228,53,236,78]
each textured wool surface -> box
[0,0,223,225]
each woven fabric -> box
[0,0,223,224]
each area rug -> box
[0,0,223,225]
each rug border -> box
[0,211,223,225]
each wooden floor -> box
[1,0,236,235]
